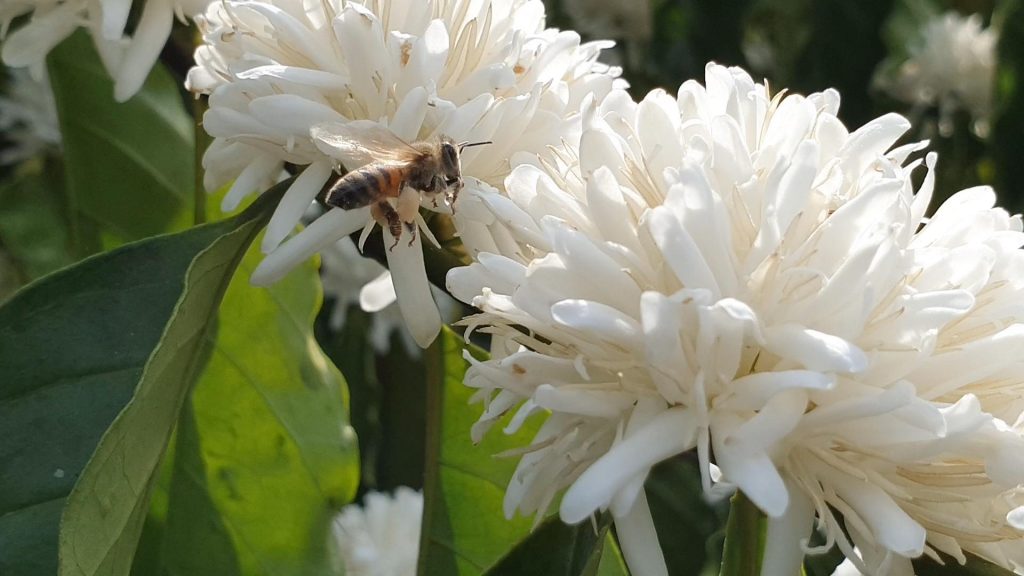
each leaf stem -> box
[719,492,767,576]
[417,336,445,575]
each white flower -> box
[0,67,60,165]
[1,0,211,101]
[880,11,996,137]
[447,63,1024,575]
[187,0,621,347]
[320,235,460,357]
[334,487,422,576]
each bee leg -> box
[405,220,417,247]
[449,179,464,215]
[374,201,403,251]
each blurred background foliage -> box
[1,0,1023,575]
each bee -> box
[311,120,490,249]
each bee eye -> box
[443,143,458,166]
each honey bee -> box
[311,121,490,249]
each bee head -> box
[439,139,461,179]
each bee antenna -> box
[458,140,492,151]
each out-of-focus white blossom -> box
[334,487,422,576]
[0,68,59,165]
[320,235,459,357]
[880,11,996,137]
[187,0,621,348]
[1,0,211,101]
[447,63,1024,575]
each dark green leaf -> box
[0,188,276,576]
[646,457,728,576]
[419,328,543,575]
[47,30,194,250]
[156,235,359,576]
[484,516,620,576]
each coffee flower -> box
[1,0,210,101]
[880,11,997,136]
[334,487,422,576]
[448,63,1024,575]
[0,68,60,165]
[188,0,621,347]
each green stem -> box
[192,28,208,226]
[719,492,767,576]
[416,337,445,575]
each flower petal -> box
[251,207,369,286]
[560,406,695,524]
[383,228,441,348]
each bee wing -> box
[311,120,423,168]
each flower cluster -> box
[879,11,997,136]
[447,64,1024,575]
[186,0,622,347]
[1,0,210,101]
[334,487,422,576]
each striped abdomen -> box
[324,162,413,210]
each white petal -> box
[222,155,281,212]
[113,0,174,102]
[762,324,868,373]
[1,4,80,68]
[560,406,695,523]
[251,207,369,286]
[383,231,441,348]
[388,86,429,142]
[533,385,634,418]
[262,161,333,253]
[761,477,815,576]
[235,65,350,89]
[249,94,345,136]
[827,468,926,557]
[722,371,835,411]
[99,0,132,39]
[646,206,721,296]
[359,271,396,313]
[613,491,669,576]
[550,299,642,350]
[712,415,789,518]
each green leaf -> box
[483,516,619,576]
[419,328,543,575]
[0,187,277,576]
[645,457,728,576]
[595,534,629,576]
[0,162,74,281]
[718,492,766,576]
[155,234,359,576]
[47,30,194,250]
